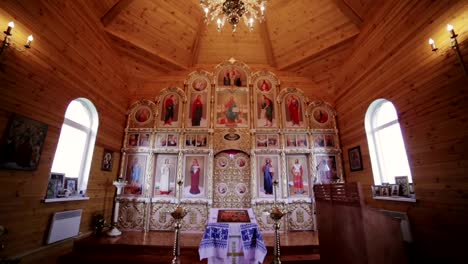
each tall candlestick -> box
[107,180,127,237]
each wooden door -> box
[212,152,251,208]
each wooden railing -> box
[314,182,408,264]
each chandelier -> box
[200,0,267,32]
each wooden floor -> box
[59,230,320,264]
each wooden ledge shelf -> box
[373,196,416,203]
[42,197,90,203]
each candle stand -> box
[269,180,288,264]
[107,179,127,237]
[170,180,188,264]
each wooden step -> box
[59,231,320,264]
[58,253,207,264]
[265,253,321,264]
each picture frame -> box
[256,78,273,92]
[217,156,228,169]
[235,156,247,169]
[255,93,277,128]
[139,133,151,147]
[267,135,279,148]
[395,176,410,197]
[324,134,335,148]
[256,134,268,148]
[185,134,208,148]
[255,134,279,148]
[380,185,390,196]
[313,135,325,148]
[251,73,278,129]
[187,92,210,128]
[314,154,340,184]
[371,185,381,197]
[133,105,152,125]
[0,114,48,170]
[408,183,415,196]
[46,172,65,198]
[348,146,363,172]
[283,94,306,128]
[390,184,399,196]
[286,155,309,197]
[123,154,148,195]
[183,154,208,198]
[217,65,247,87]
[156,133,179,148]
[311,107,330,125]
[65,177,78,195]
[191,77,208,92]
[127,133,139,147]
[101,149,113,171]
[215,90,249,128]
[154,154,178,196]
[256,154,281,198]
[159,93,181,128]
[284,134,309,148]
[285,134,297,147]
[296,134,308,148]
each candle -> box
[176,180,183,204]
[5,21,14,35]
[447,24,457,38]
[25,35,33,48]
[428,38,437,51]
[273,180,278,206]
[249,17,254,31]
[216,18,222,31]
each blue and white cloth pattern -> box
[240,223,267,263]
[199,223,230,259]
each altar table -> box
[199,208,267,264]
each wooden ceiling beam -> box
[190,18,205,67]
[259,22,276,68]
[332,0,363,28]
[101,0,134,27]
[280,35,358,71]
[105,31,185,72]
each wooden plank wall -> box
[0,0,128,262]
[335,0,468,262]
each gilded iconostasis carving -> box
[117,59,343,232]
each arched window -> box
[51,98,98,193]
[365,99,412,185]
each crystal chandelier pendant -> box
[200,0,267,33]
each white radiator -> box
[380,210,413,242]
[46,209,82,244]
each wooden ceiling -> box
[89,0,375,81]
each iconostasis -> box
[117,59,343,233]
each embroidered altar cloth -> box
[199,208,267,264]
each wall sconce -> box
[429,24,467,77]
[447,24,467,77]
[0,21,33,58]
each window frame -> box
[51,98,98,193]
[365,99,412,185]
